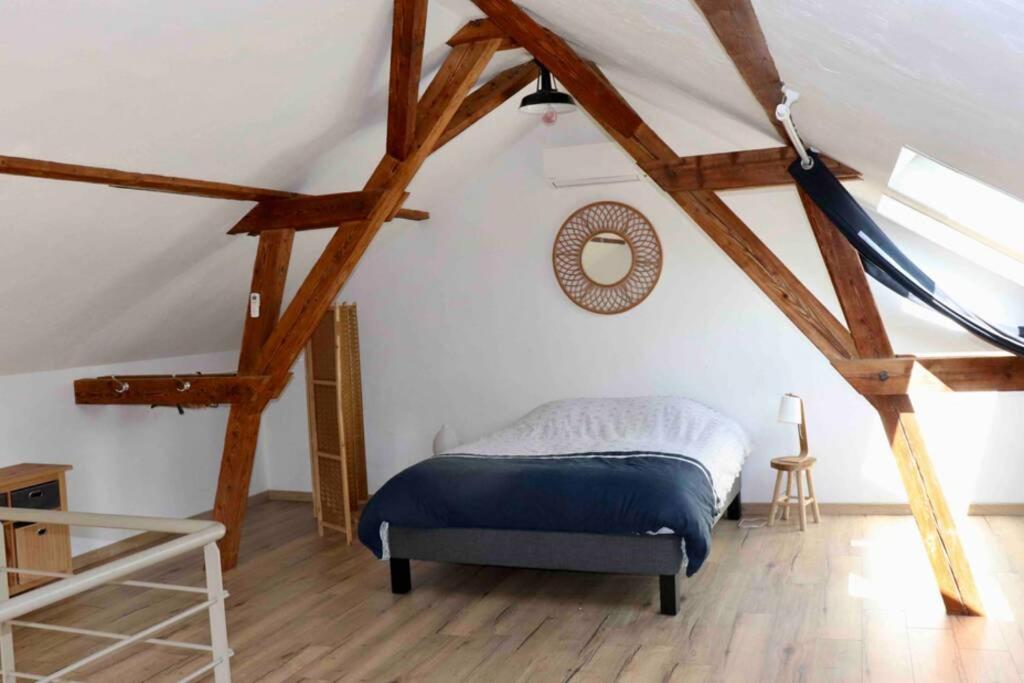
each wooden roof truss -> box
[14,0,1021,613]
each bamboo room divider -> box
[303,303,368,543]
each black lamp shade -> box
[519,64,577,115]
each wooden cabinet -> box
[0,464,73,595]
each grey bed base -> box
[387,475,742,616]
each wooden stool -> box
[768,457,820,531]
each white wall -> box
[260,93,1024,514]
[0,351,268,555]
[261,355,315,493]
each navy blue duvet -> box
[357,452,718,576]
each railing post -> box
[0,528,13,683]
[203,542,232,683]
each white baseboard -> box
[742,502,1024,516]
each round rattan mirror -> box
[552,202,662,314]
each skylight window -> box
[877,195,1024,287]
[884,147,1024,262]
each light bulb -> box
[541,106,558,126]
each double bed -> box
[357,396,749,615]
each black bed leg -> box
[390,558,411,594]
[659,573,679,616]
[726,491,742,521]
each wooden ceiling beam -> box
[434,60,539,151]
[447,18,520,51]
[387,0,429,160]
[835,356,1024,395]
[469,0,643,138]
[73,374,270,406]
[691,0,788,139]
[800,186,890,358]
[0,154,301,202]
[0,154,429,224]
[228,192,427,235]
[914,356,1024,393]
[642,147,860,193]
[228,191,386,235]
[391,205,430,221]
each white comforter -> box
[444,396,751,507]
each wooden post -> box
[872,394,983,615]
[801,187,983,615]
[237,230,294,374]
[212,404,264,570]
[214,229,293,567]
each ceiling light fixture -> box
[519,63,576,125]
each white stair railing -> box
[0,508,232,682]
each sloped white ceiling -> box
[2,0,1023,374]
[0,0,465,374]
[438,0,1024,198]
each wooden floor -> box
[14,500,1024,682]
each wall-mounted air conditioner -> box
[542,142,646,188]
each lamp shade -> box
[519,64,577,115]
[519,89,576,114]
[778,393,804,425]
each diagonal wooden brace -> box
[212,36,502,570]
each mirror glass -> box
[581,232,633,285]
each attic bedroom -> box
[2,0,1024,680]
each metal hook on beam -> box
[110,376,130,394]
[173,376,192,393]
[775,85,814,170]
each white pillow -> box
[432,424,460,455]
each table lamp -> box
[778,393,808,458]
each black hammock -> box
[789,152,1024,358]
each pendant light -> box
[519,63,576,125]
